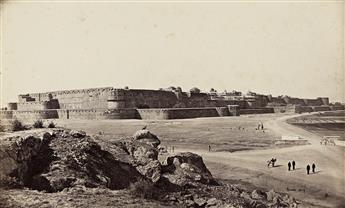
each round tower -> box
[107,89,126,109]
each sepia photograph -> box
[0,0,344,207]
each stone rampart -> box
[330,106,345,111]
[137,108,221,120]
[215,107,230,116]
[57,109,139,120]
[312,106,331,112]
[0,110,14,119]
[239,108,274,115]
[13,110,58,120]
[17,100,59,111]
[295,106,313,113]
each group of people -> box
[287,160,296,171]
[320,137,336,146]
[256,122,264,130]
[288,160,317,175]
[306,163,317,175]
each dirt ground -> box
[52,112,345,208]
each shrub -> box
[0,123,5,132]
[11,119,26,131]
[129,180,161,200]
[48,121,56,128]
[33,120,44,128]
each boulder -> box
[132,130,161,148]
[194,197,207,207]
[207,197,220,206]
[161,152,215,186]
[265,189,281,202]
[251,189,266,200]
[97,133,162,183]
[69,130,86,138]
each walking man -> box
[208,145,211,152]
[312,163,316,173]
[306,164,310,175]
[292,160,296,170]
[288,161,291,171]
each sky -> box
[0,1,344,107]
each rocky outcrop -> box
[0,129,145,192]
[161,152,216,186]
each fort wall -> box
[330,106,345,111]
[17,100,60,111]
[137,108,221,120]
[311,106,331,112]
[294,106,313,113]
[239,108,274,115]
[0,110,14,119]
[57,109,139,120]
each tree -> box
[190,87,201,93]
[176,87,182,92]
[210,88,217,93]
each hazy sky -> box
[1,1,344,106]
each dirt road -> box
[177,113,345,208]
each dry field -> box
[55,113,300,153]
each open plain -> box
[51,112,345,208]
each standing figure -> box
[312,163,316,173]
[261,123,264,130]
[306,164,310,175]
[172,146,175,153]
[288,161,291,171]
[292,160,296,170]
[272,158,276,167]
[208,145,211,152]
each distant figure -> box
[292,160,296,170]
[272,158,276,167]
[261,123,264,130]
[142,125,147,130]
[307,164,310,175]
[208,145,211,152]
[172,146,175,153]
[267,157,277,168]
[288,161,291,171]
[312,163,316,173]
